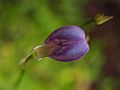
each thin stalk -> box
[81,18,95,29]
[13,45,53,90]
[13,68,25,90]
[13,53,33,90]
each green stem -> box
[81,18,95,32]
[13,53,33,90]
[13,45,52,90]
[13,68,25,90]
[81,18,95,29]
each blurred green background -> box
[0,0,120,90]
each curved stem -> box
[19,53,33,69]
[13,45,53,90]
[13,53,33,90]
[13,68,25,90]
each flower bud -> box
[44,26,89,61]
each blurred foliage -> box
[0,0,109,90]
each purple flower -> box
[44,26,89,62]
